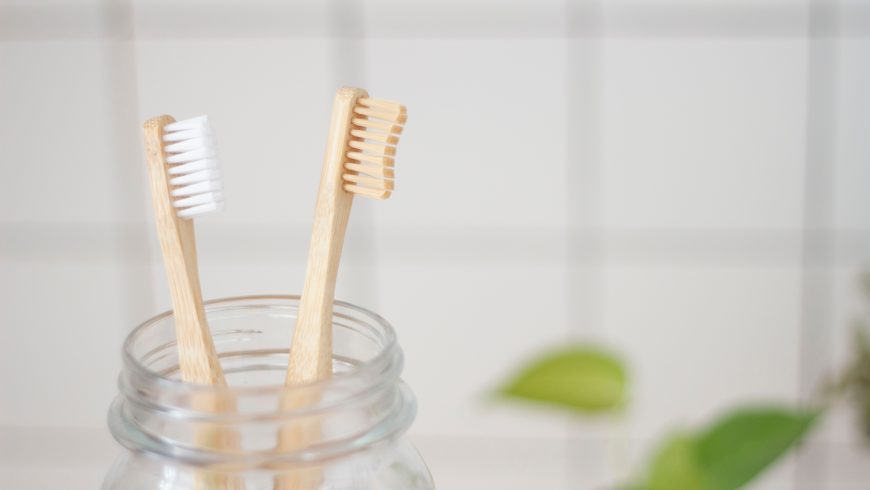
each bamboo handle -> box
[285,87,368,385]
[144,116,243,490]
[144,116,225,385]
[276,88,369,490]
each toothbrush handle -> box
[144,116,225,385]
[285,87,367,385]
[275,88,367,490]
[145,117,245,490]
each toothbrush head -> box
[342,97,406,200]
[161,115,224,219]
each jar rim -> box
[122,294,400,397]
[111,295,417,465]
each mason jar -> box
[103,295,434,489]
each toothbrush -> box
[143,115,225,385]
[286,87,406,386]
[276,88,406,487]
[143,115,242,490]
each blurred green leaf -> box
[623,407,818,490]
[646,434,705,490]
[694,408,817,490]
[497,345,627,413]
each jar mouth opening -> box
[112,295,416,464]
[122,294,399,397]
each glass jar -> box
[103,295,434,489]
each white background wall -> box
[1,0,869,488]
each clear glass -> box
[103,295,434,489]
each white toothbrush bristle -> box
[162,115,224,219]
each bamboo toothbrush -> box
[276,88,406,486]
[286,87,406,387]
[143,114,225,385]
[143,115,242,490]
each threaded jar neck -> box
[108,295,416,468]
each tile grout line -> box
[795,0,838,488]
[565,0,608,488]
[7,224,870,267]
[99,0,157,345]
[2,4,869,41]
[564,2,574,483]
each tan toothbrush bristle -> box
[352,117,404,134]
[358,97,404,111]
[344,162,395,179]
[349,140,396,156]
[343,97,406,200]
[347,152,394,166]
[353,107,408,125]
[350,129,399,145]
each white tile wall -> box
[2,1,869,489]
[378,263,570,438]
[130,1,333,40]
[413,435,570,490]
[833,40,870,230]
[0,41,123,223]
[602,266,802,438]
[0,262,126,427]
[363,0,566,38]
[135,39,336,227]
[0,468,106,490]
[364,39,569,228]
[601,39,807,230]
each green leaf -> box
[694,407,818,490]
[497,345,627,413]
[647,433,705,490]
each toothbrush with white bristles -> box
[143,115,225,385]
[143,115,243,490]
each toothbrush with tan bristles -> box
[143,115,242,489]
[276,87,406,487]
[286,87,405,386]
